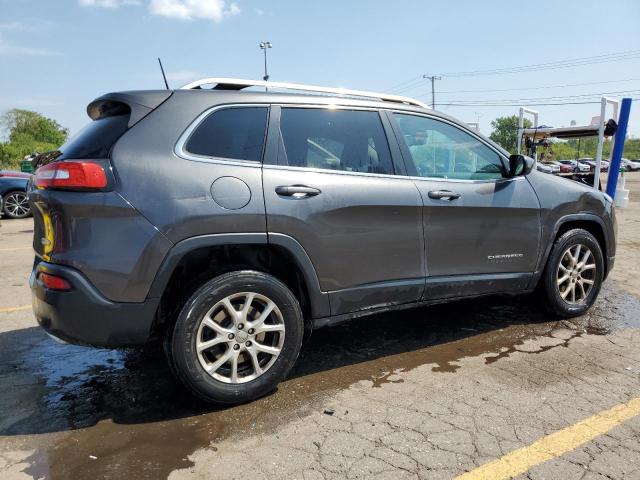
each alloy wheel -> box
[3,192,30,218]
[556,244,596,305]
[195,292,285,384]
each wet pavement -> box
[1,282,639,479]
[1,175,639,480]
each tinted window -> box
[58,114,130,160]
[186,107,268,161]
[394,113,504,180]
[278,108,394,175]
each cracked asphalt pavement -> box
[1,174,639,480]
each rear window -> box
[58,114,130,160]
[185,107,268,161]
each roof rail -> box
[180,77,430,109]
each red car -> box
[548,161,573,174]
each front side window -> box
[278,108,394,175]
[185,107,268,161]
[393,113,505,180]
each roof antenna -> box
[158,57,169,90]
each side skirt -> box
[313,289,535,330]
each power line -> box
[441,101,603,107]
[383,76,424,93]
[439,50,640,78]
[437,89,640,105]
[385,50,640,93]
[434,78,640,95]
[439,98,640,107]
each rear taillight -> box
[35,161,107,190]
[38,272,72,291]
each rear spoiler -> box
[87,90,172,127]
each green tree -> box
[623,138,640,160]
[489,115,532,153]
[0,109,68,170]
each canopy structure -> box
[517,98,620,188]
[521,124,601,139]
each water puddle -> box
[1,282,638,479]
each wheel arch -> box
[532,213,610,289]
[148,233,330,339]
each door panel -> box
[413,178,541,277]
[262,106,425,316]
[263,168,425,314]
[387,111,542,299]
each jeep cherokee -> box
[28,79,616,404]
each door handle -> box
[275,185,321,198]
[428,190,461,201]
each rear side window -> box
[185,107,268,161]
[278,108,394,175]
[58,114,130,160]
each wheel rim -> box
[4,192,30,218]
[195,292,285,384]
[556,244,596,305]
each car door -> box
[262,105,425,316]
[388,111,541,300]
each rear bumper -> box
[30,260,159,348]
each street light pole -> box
[423,74,442,109]
[259,41,272,82]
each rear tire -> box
[541,229,604,318]
[169,270,304,404]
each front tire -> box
[542,229,604,318]
[169,271,304,404]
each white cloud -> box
[78,0,240,22]
[149,0,240,22]
[79,0,141,8]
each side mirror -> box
[508,154,534,177]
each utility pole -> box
[259,41,272,81]
[423,74,442,109]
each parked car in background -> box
[558,160,591,173]
[621,158,640,172]
[0,170,32,219]
[581,158,609,172]
[536,162,553,174]
[548,161,573,174]
[541,162,560,174]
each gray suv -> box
[28,79,616,404]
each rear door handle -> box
[428,190,461,201]
[275,185,321,198]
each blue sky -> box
[1,0,639,138]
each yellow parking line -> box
[0,305,31,314]
[456,396,640,480]
[0,246,32,252]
